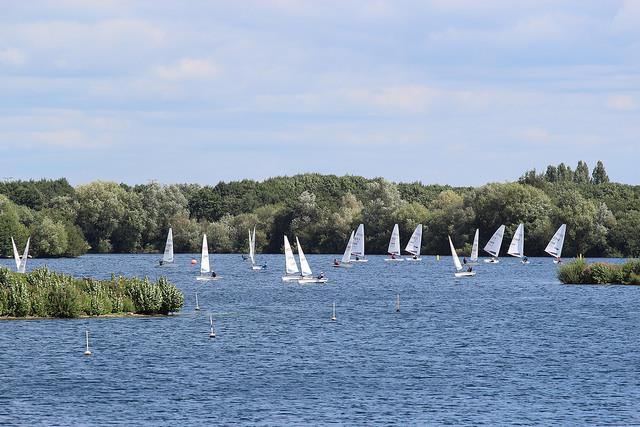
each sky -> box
[0,0,639,186]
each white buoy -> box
[209,315,216,339]
[395,294,400,312]
[83,330,92,356]
[195,291,200,311]
[331,302,336,321]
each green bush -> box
[558,259,640,285]
[158,277,184,314]
[7,280,31,317]
[558,259,587,284]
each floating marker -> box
[436,254,440,261]
[331,302,336,321]
[209,315,216,338]
[83,330,92,356]
[395,294,400,312]
[195,291,200,311]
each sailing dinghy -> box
[449,236,475,277]
[196,234,220,281]
[507,223,529,264]
[297,237,327,284]
[158,228,174,266]
[545,224,567,263]
[466,229,480,265]
[249,227,266,270]
[282,236,301,281]
[12,237,30,273]
[483,225,505,263]
[333,231,354,268]
[350,224,368,262]
[384,224,404,262]
[405,224,423,261]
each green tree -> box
[573,160,590,184]
[591,160,609,184]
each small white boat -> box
[450,236,476,278]
[158,228,174,267]
[507,224,529,264]
[297,237,327,284]
[196,234,220,281]
[384,224,405,262]
[195,291,200,310]
[83,330,92,356]
[350,224,368,262]
[545,224,567,264]
[282,236,302,281]
[12,236,30,273]
[404,224,423,261]
[249,227,267,270]
[209,315,216,339]
[330,302,337,321]
[483,225,505,264]
[332,231,354,268]
[465,229,480,266]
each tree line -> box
[1,160,639,258]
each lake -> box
[1,254,639,425]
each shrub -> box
[558,259,587,284]
[558,259,640,285]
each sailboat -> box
[209,315,216,338]
[384,224,404,262]
[483,225,505,263]
[449,236,475,277]
[296,237,327,284]
[158,228,174,266]
[404,224,423,261]
[545,224,567,263]
[333,231,354,268]
[507,223,529,264]
[83,330,92,356]
[467,229,480,265]
[12,237,30,273]
[196,234,219,281]
[249,227,266,270]
[282,236,302,281]
[350,224,368,262]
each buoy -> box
[83,330,92,356]
[209,315,216,338]
[191,258,197,265]
[436,254,440,261]
[331,302,336,321]
[195,291,200,311]
[395,294,400,312]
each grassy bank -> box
[0,267,184,318]
[558,259,640,285]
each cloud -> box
[605,94,636,111]
[0,48,27,66]
[153,58,220,81]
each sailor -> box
[463,257,467,264]
[333,258,340,266]
[412,255,418,260]
[523,256,528,263]
[355,255,360,261]
[467,266,473,273]
[159,260,164,266]
[317,271,325,280]
[211,271,217,278]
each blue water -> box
[1,254,639,425]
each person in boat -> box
[412,254,418,260]
[391,253,396,259]
[333,258,340,266]
[467,266,473,273]
[317,271,325,280]
[557,258,562,264]
[523,256,528,263]
[261,263,267,269]
[355,255,360,261]
[159,259,164,266]
[211,271,217,278]
[463,257,467,264]
[241,254,248,261]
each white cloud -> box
[0,48,27,66]
[605,94,636,111]
[154,58,220,81]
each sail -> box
[296,237,313,277]
[248,229,255,264]
[470,229,479,261]
[387,224,401,255]
[200,234,210,274]
[449,236,462,271]
[341,231,355,263]
[11,237,21,270]
[252,226,257,265]
[507,224,525,258]
[404,224,423,256]
[18,237,30,274]
[284,236,299,275]
[351,224,365,257]
[483,225,505,257]
[545,224,567,258]
[162,228,174,263]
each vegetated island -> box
[0,267,184,319]
[558,259,640,285]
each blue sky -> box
[1,0,638,186]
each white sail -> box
[483,225,505,257]
[449,236,463,271]
[341,231,355,264]
[200,234,210,274]
[296,237,313,277]
[252,226,257,264]
[248,229,255,264]
[18,237,30,274]
[404,224,422,256]
[545,224,567,258]
[387,224,401,255]
[470,229,479,261]
[162,228,174,263]
[284,236,299,275]
[11,237,21,270]
[351,224,365,258]
[507,224,525,258]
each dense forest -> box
[1,160,638,258]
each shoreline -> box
[0,312,176,321]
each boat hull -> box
[384,258,405,262]
[455,272,476,278]
[405,257,422,261]
[332,263,353,268]
[351,259,368,263]
[484,259,500,264]
[252,265,266,270]
[298,278,328,284]
[282,275,301,282]
[196,276,221,281]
